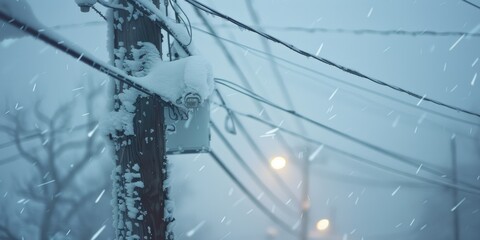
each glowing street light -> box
[316,219,330,231]
[270,156,287,170]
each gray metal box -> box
[165,102,210,154]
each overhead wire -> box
[168,0,193,45]
[209,151,298,236]
[191,26,479,128]
[211,101,480,196]
[184,0,480,119]
[0,4,304,214]
[211,121,300,216]
[214,90,301,206]
[194,23,480,37]
[195,10,302,203]
[462,0,480,10]
[125,0,192,55]
[5,7,477,193]
[214,78,480,192]
[91,6,107,21]
[45,18,480,128]
[245,0,309,140]
[0,10,160,98]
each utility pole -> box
[301,149,310,240]
[110,1,171,239]
[451,137,460,240]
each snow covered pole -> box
[108,0,171,239]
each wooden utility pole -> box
[110,0,171,239]
[300,150,310,240]
[451,137,460,240]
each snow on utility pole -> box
[109,1,171,239]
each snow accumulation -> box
[135,0,196,54]
[0,0,41,41]
[134,55,214,105]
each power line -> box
[44,17,480,127]
[213,81,480,193]
[45,16,480,127]
[91,6,107,21]
[209,151,297,236]
[211,121,300,216]
[212,102,480,196]
[214,90,301,206]
[245,0,309,140]
[50,20,480,38]
[195,23,480,37]
[184,0,480,119]
[214,78,480,191]
[1,7,304,209]
[195,9,303,202]
[192,26,479,128]
[125,0,192,55]
[463,0,480,10]
[0,10,159,98]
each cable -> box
[91,6,107,21]
[211,122,300,216]
[44,17,480,127]
[209,151,297,236]
[194,10,299,172]
[245,0,309,141]
[215,79,471,184]
[214,90,301,205]
[169,0,193,45]
[192,26,479,127]
[463,0,480,10]
[212,102,480,196]
[184,0,480,119]
[213,84,480,193]
[0,10,160,99]
[125,0,192,55]
[195,23,480,37]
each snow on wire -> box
[211,101,480,196]
[0,4,213,108]
[184,0,480,119]
[214,78,480,194]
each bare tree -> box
[0,80,112,240]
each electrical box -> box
[165,101,210,155]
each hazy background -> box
[1,0,479,239]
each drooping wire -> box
[169,0,193,45]
[46,18,480,127]
[184,0,480,119]
[215,78,480,192]
[193,10,299,168]
[211,102,480,196]
[209,151,298,236]
[211,122,300,216]
[215,90,302,205]
[245,0,309,141]
[214,78,480,191]
[125,0,192,55]
[192,26,479,127]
